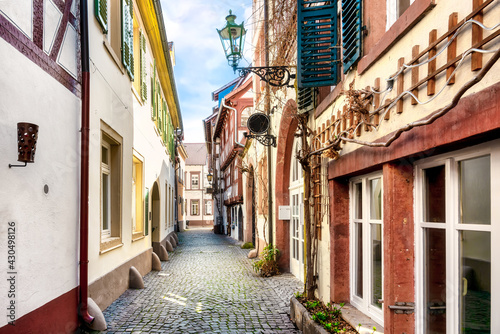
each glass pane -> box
[459,156,490,225]
[371,224,382,309]
[370,178,382,220]
[424,228,446,334]
[354,183,362,219]
[424,165,446,223]
[355,222,363,298]
[460,230,491,333]
[102,173,109,230]
[101,145,108,164]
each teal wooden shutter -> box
[121,0,134,79]
[342,0,362,73]
[140,31,147,101]
[94,0,108,33]
[297,87,315,114]
[297,0,339,88]
[144,188,149,236]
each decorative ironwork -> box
[238,66,295,88]
[244,132,276,147]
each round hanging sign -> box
[246,112,270,134]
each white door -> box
[289,138,304,282]
[415,141,500,333]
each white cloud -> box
[160,0,252,143]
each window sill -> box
[315,83,344,118]
[357,0,436,75]
[132,232,145,242]
[100,237,123,254]
[337,303,384,334]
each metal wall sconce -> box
[244,112,276,147]
[9,122,39,168]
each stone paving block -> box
[102,228,302,333]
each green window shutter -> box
[158,98,163,134]
[121,0,134,80]
[144,188,149,236]
[342,0,362,73]
[151,60,156,119]
[297,0,339,88]
[94,0,108,33]
[140,31,147,101]
[162,100,167,143]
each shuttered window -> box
[297,0,340,88]
[95,0,108,33]
[151,61,156,120]
[121,0,134,79]
[342,0,362,73]
[140,31,147,101]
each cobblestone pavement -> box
[102,228,303,333]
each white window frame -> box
[349,171,384,325]
[414,140,500,333]
[101,141,112,238]
[191,174,199,189]
[386,0,415,30]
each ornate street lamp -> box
[207,171,213,184]
[217,10,295,88]
[217,10,247,72]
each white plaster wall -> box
[0,38,80,327]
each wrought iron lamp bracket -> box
[244,132,276,147]
[237,66,295,88]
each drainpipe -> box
[79,0,94,325]
[221,98,245,148]
[264,0,273,247]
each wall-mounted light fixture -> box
[217,10,295,87]
[9,122,39,168]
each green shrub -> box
[252,245,280,277]
[241,242,254,249]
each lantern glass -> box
[217,10,247,71]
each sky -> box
[161,0,253,143]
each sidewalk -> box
[101,228,303,333]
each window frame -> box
[414,140,500,333]
[100,123,123,253]
[132,153,144,240]
[349,171,384,325]
[191,199,200,216]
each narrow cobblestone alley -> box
[102,228,303,333]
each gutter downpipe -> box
[79,0,94,325]
[264,0,273,247]
[221,98,245,148]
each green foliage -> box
[241,242,254,249]
[305,300,347,333]
[305,300,320,309]
[252,245,280,277]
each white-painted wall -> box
[0,38,80,327]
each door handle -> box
[462,277,468,296]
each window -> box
[133,18,147,101]
[94,0,134,79]
[132,154,144,239]
[191,200,199,216]
[415,142,500,333]
[165,183,169,229]
[350,173,383,325]
[205,200,212,215]
[100,123,123,252]
[386,0,414,30]
[191,174,199,189]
